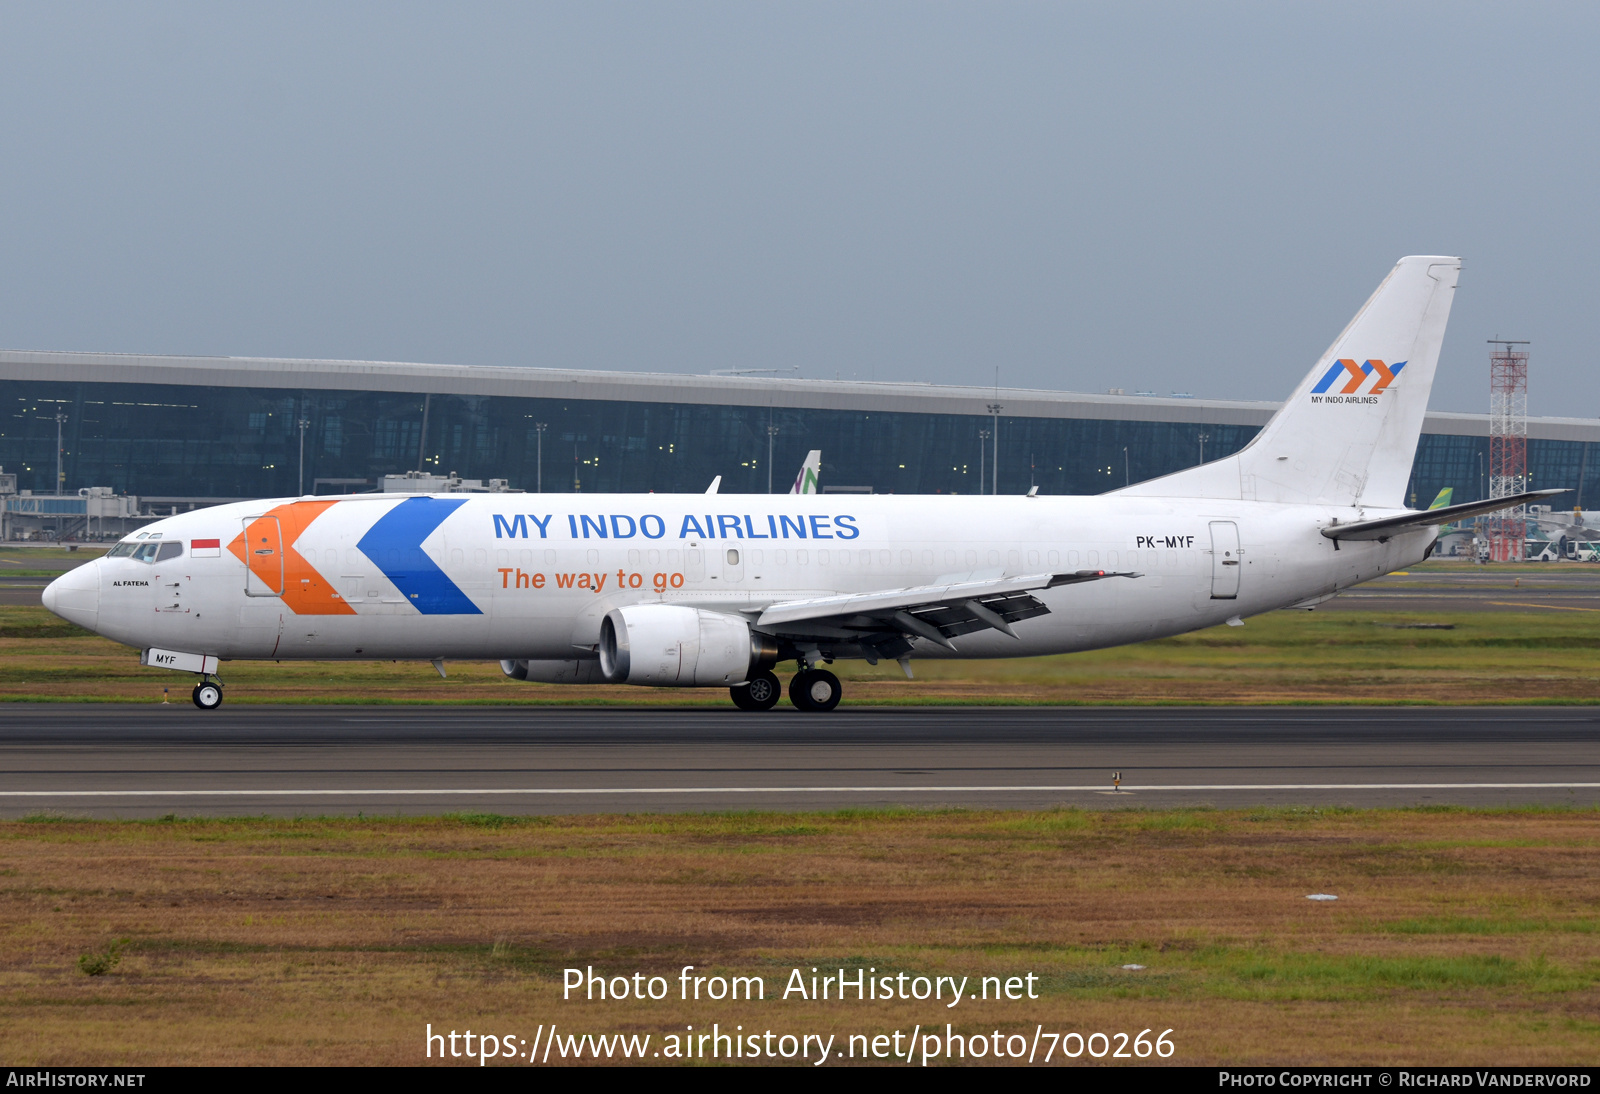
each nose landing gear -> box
[191,679,223,710]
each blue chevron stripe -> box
[357,497,482,615]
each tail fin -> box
[1117,256,1459,508]
[1428,487,1454,510]
[791,450,822,494]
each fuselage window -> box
[726,549,740,566]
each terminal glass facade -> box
[2,379,1596,509]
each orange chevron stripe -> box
[1336,358,1366,394]
[227,500,355,616]
[1366,359,1398,394]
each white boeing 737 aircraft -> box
[42,256,1557,711]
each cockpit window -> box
[107,542,136,558]
[155,542,183,563]
[131,542,160,563]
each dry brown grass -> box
[1,808,1597,1065]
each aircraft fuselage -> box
[54,492,1429,663]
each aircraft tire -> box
[730,670,782,711]
[192,682,223,710]
[789,669,841,712]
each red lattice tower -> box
[1486,340,1530,562]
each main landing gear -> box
[730,670,783,711]
[191,678,223,710]
[727,667,844,712]
[788,668,842,713]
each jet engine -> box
[598,604,776,686]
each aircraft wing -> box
[1320,489,1565,542]
[755,570,1138,648]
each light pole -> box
[978,430,989,495]
[416,394,431,472]
[53,411,67,496]
[986,403,1002,495]
[1123,446,1130,487]
[297,416,310,495]
[766,424,779,493]
[1197,431,1210,466]
[534,422,547,493]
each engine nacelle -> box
[499,659,607,684]
[598,604,775,687]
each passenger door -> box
[242,516,285,597]
[1209,521,1240,599]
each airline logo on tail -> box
[791,450,822,495]
[1310,358,1407,403]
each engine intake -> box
[598,604,773,687]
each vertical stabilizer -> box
[791,450,822,494]
[1117,256,1459,508]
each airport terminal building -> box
[2,349,1599,517]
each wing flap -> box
[755,570,1138,645]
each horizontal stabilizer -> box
[1320,489,1566,541]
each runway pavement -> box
[2,705,1596,816]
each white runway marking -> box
[1,782,1598,798]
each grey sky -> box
[0,2,1593,415]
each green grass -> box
[4,806,1598,1065]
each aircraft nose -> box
[42,559,100,630]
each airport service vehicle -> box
[42,256,1558,711]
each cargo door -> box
[1209,521,1240,600]
[242,516,284,597]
